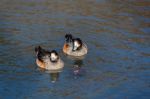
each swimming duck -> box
[63,34,88,56]
[35,46,64,70]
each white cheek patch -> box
[74,41,80,47]
[51,53,58,61]
[73,41,80,50]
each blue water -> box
[0,0,150,99]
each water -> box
[0,0,150,99]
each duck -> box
[63,34,88,56]
[35,46,64,70]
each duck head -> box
[72,38,83,51]
[50,50,59,63]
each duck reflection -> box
[73,59,85,78]
[50,72,59,83]
[45,69,63,83]
[65,55,86,78]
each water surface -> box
[0,0,150,99]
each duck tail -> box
[35,46,42,52]
[65,34,73,42]
[35,46,45,61]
